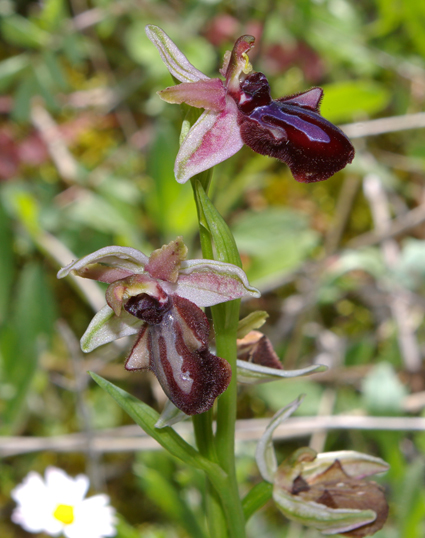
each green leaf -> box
[242,481,273,521]
[43,50,68,91]
[0,54,30,92]
[1,14,50,49]
[362,362,407,415]
[39,0,67,32]
[194,180,241,267]
[12,72,37,122]
[136,465,207,538]
[321,80,391,123]
[89,372,225,478]
[0,262,57,433]
[231,208,318,289]
[0,202,15,324]
[393,238,425,290]
[255,379,323,415]
[146,123,197,240]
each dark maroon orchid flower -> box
[146,26,354,183]
[58,238,260,415]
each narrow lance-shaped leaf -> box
[90,372,224,476]
[194,180,241,267]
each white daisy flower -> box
[11,466,116,538]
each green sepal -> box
[273,488,377,534]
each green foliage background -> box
[1,0,425,536]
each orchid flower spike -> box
[58,237,260,415]
[146,25,354,184]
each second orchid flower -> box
[146,25,354,184]
[58,237,259,415]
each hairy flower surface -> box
[58,237,260,415]
[11,467,116,538]
[146,25,354,183]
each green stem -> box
[205,482,228,538]
[193,411,227,538]
[212,300,246,538]
[190,175,246,538]
[192,410,215,460]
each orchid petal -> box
[81,305,143,352]
[170,258,260,306]
[145,25,209,83]
[255,398,304,483]
[106,274,167,316]
[158,79,226,111]
[125,325,150,370]
[237,331,283,370]
[237,361,326,384]
[57,246,148,283]
[174,100,244,183]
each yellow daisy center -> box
[53,504,75,525]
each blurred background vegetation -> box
[1,0,425,536]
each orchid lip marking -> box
[161,312,194,394]
[249,105,331,144]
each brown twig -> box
[31,100,81,184]
[2,415,425,457]
[341,112,425,138]
[347,201,425,249]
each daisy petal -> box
[66,495,116,538]
[81,305,143,352]
[145,25,209,83]
[174,100,244,183]
[57,246,148,283]
[11,472,54,534]
[45,467,88,505]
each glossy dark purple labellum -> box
[125,295,231,415]
[237,72,355,183]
